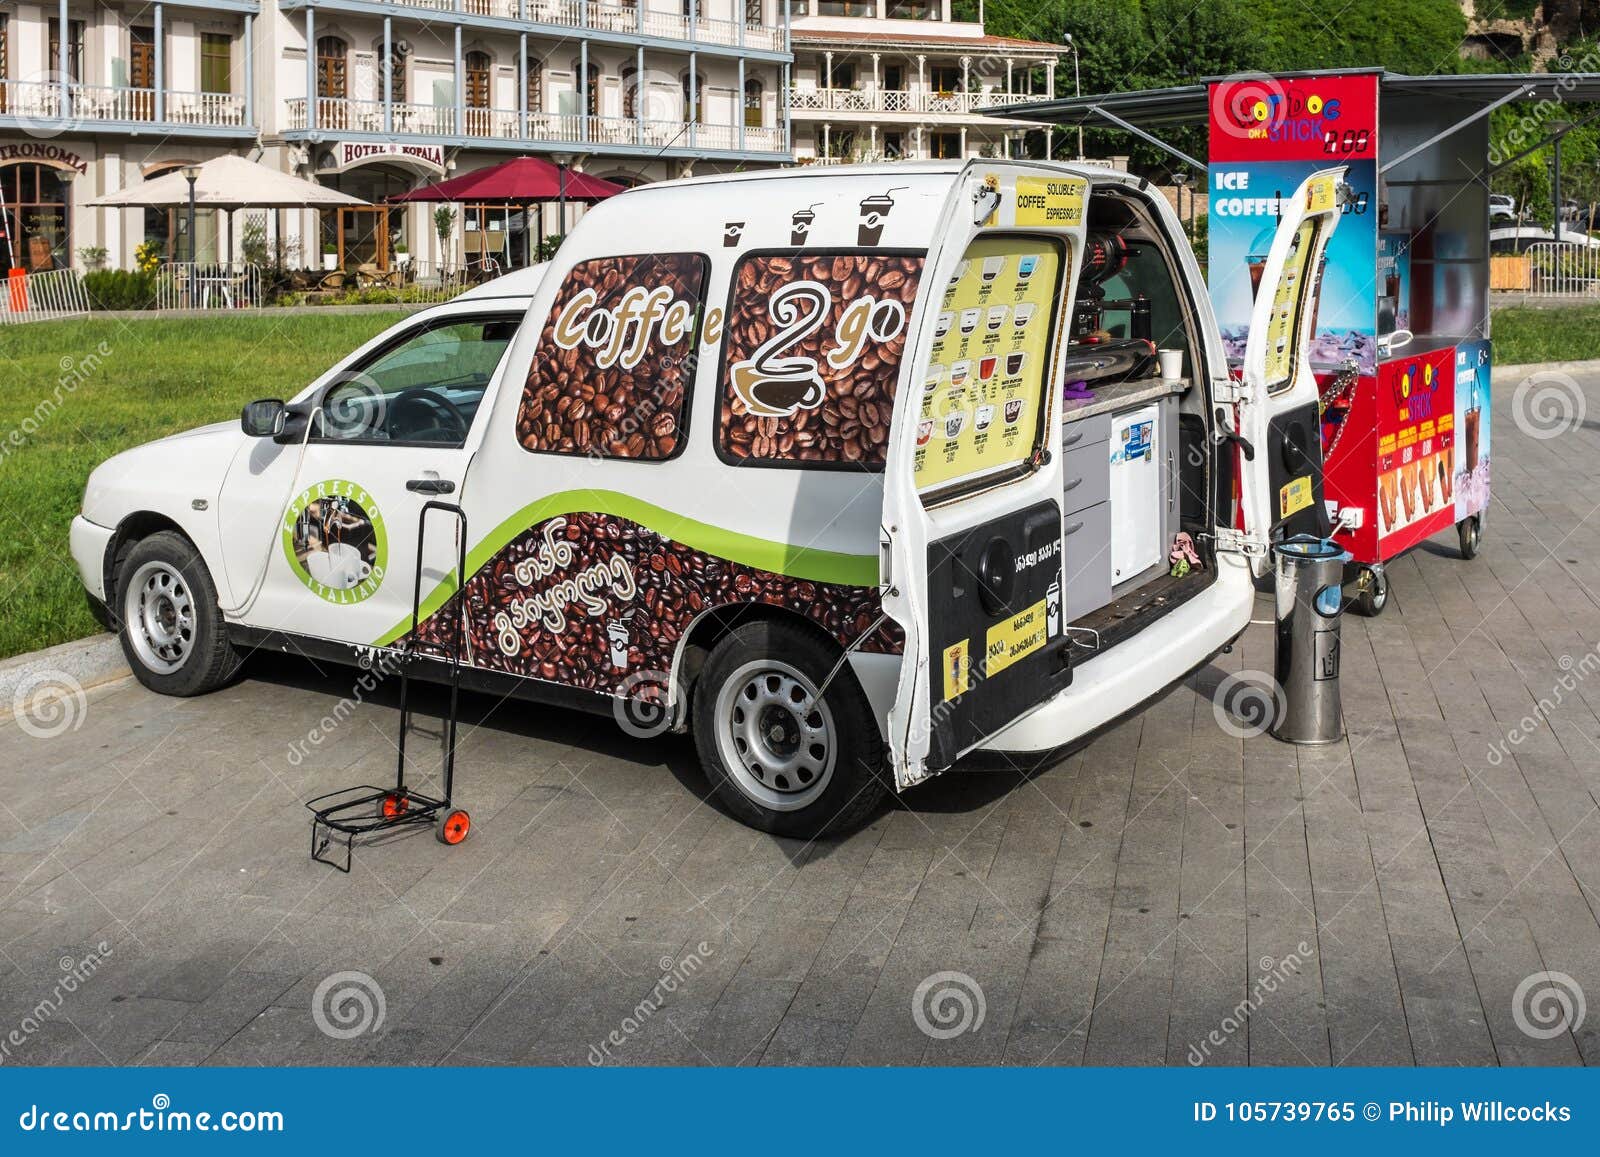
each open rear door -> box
[881,163,1088,787]
[1236,167,1348,550]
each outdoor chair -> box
[319,270,349,291]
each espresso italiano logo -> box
[281,479,388,604]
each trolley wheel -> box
[1457,515,1482,560]
[1352,566,1389,618]
[381,793,408,819]
[435,809,471,845]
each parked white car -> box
[73,162,1342,837]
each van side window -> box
[519,252,709,459]
[716,251,924,469]
[314,316,519,447]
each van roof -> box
[646,158,1130,192]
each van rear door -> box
[1235,167,1347,550]
[880,162,1088,787]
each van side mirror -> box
[241,399,286,438]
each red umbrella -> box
[388,156,624,204]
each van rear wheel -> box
[117,531,242,697]
[693,620,886,839]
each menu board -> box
[1262,218,1319,390]
[914,236,1064,492]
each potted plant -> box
[433,205,457,270]
[393,240,411,268]
[321,241,339,272]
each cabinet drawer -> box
[1062,501,1113,624]
[1061,412,1111,452]
[1061,440,1110,516]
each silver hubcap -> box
[124,561,195,674]
[715,659,836,812]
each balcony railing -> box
[0,80,249,128]
[787,87,1033,116]
[286,97,789,153]
[302,0,786,52]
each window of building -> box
[316,37,347,99]
[568,60,599,118]
[130,27,156,89]
[823,128,856,160]
[681,72,705,123]
[886,0,940,18]
[2,163,72,272]
[883,131,905,159]
[621,66,639,119]
[883,64,905,91]
[929,131,960,159]
[930,64,962,94]
[745,0,764,23]
[0,15,8,113]
[316,316,520,446]
[816,2,874,15]
[519,253,709,460]
[380,40,407,103]
[465,52,491,108]
[525,56,541,112]
[825,59,856,89]
[716,252,924,470]
[744,78,764,128]
[200,33,232,94]
[48,19,84,82]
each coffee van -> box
[71,160,1344,837]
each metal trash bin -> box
[1271,537,1350,745]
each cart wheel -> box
[381,793,408,818]
[1457,516,1481,560]
[1352,566,1389,617]
[435,809,470,845]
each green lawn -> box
[1490,305,1600,367]
[0,312,408,660]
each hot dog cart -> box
[989,68,1600,614]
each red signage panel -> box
[1208,73,1379,163]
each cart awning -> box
[983,69,1600,130]
[387,157,626,204]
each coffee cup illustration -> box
[950,360,971,387]
[1005,352,1027,376]
[959,308,981,334]
[1003,398,1025,425]
[979,355,998,381]
[606,621,631,670]
[790,206,818,246]
[858,191,897,245]
[934,312,953,338]
[917,418,934,446]
[729,282,830,417]
[724,221,745,247]
[981,255,1006,282]
[923,366,946,393]
[1017,254,1039,280]
[986,305,1008,332]
[1013,303,1036,329]
[976,404,996,431]
[948,260,971,286]
[942,410,966,439]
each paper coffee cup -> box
[1158,348,1184,381]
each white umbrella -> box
[92,154,367,267]
[91,154,367,209]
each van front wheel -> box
[116,531,242,697]
[693,620,886,838]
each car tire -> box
[116,531,243,697]
[692,619,887,839]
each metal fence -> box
[1523,241,1600,298]
[155,262,264,310]
[296,258,477,305]
[0,268,91,325]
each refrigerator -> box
[1109,405,1161,584]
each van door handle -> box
[407,478,456,494]
[1063,476,1084,492]
[1062,428,1086,447]
[1064,519,1085,535]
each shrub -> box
[82,269,156,310]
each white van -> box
[72,160,1342,838]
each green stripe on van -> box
[372,489,878,646]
